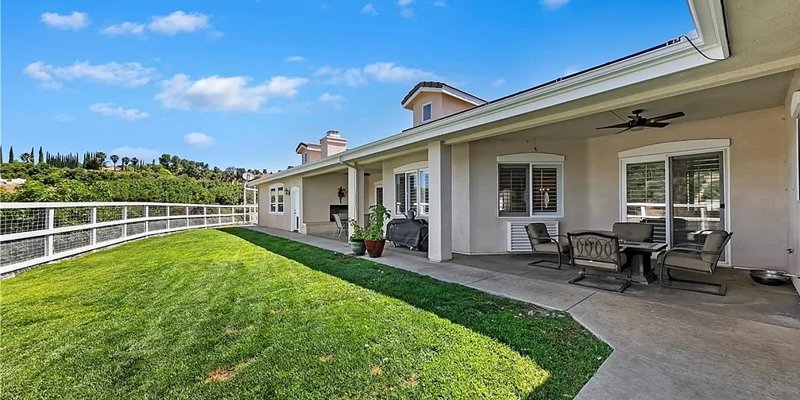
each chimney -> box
[320,130,347,158]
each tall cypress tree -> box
[38,147,44,164]
[8,146,14,163]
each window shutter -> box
[498,164,529,216]
[407,172,418,212]
[625,162,666,243]
[531,167,558,214]
[395,173,406,214]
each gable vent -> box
[507,221,559,252]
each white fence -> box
[0,202,257,275]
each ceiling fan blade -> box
[614,127,633,135]
[649,111,685,122]
[596,122,631,129]
[645,122,670,128]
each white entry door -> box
[290,186,301,232]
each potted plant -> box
[364,204,391,258]
[349,219,367,256]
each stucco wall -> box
[302,172,348,223]
[257,176,302,231]
[583,107,788,267]
[460,106,789,268]
[784,71,800,292]
[467,136,589,254]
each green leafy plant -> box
[364,204,391,241]
[349,218,366,240]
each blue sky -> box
[2,0,694,171]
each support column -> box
[428,141,452,262]
[348,166,365,228]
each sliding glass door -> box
[622,150,728,260]
[670,152,725,255]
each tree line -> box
[1,147,270,205]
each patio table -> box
[619,241,668,284]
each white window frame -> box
[496,153,565,219]
[421,102,433,122]
[618,139,731,264]
[268,183,285,214]
[393,161,429,217]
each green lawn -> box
[1,228,610,399]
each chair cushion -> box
[574,254,627,271]
[533,242,569,254]
[701,231,728,263]
[526,223,552,245]
[662,251,712,273]
[613,222,654,242]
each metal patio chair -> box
[333,213,348,239]
[525,223,570,269]
[567,230,631,292]
[612,222,654,243]
[658,230,732,296]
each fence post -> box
[46,208,55,256]
[203,206,208,226]
[166,206,171,229]
[90,207,97,245]
[186,206,190,228]
[145,206,150,232]
[122,206,128,238]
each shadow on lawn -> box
[220,227,611,399]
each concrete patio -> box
[249,226,800,400]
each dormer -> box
[295,130,348,165]
[401,82,486,127]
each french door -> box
[622,149,728,262]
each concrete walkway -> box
[246,227,800,400]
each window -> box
[498,164,529,216]
[302,153,308,163]
[422,102,432,122]
[497,153,564,217]
[375,185,384,206]
[394,168,429,215]
[269,185,284,213]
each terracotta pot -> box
[350,239,366,256]
[364,239,386,258]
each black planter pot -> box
[350,239,366,256]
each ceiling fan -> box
[596,109,685,134]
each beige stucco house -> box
[250,0,800,295]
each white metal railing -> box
[0,202,257,275]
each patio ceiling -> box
[465,71,795,142]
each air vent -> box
[507,221,559,252]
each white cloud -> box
[313,66,366,86]
[315,62,438,86]
[361,3,378,15]
[24,61,156,89]
[286,55,305,63]
[41,12,89,30]
[491,78,506,87]
[156,74,308,112]
[318,92,345,110]
[109,146,160,161]
[184,132,214,148]
[101,22,145,36]
[54,114,75,122]
[397,0,414,18]
[540,0,570,10]
[89,103,149,121]
[148,11,210,35]
[363,62,439,83]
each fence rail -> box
[0,202,257,275]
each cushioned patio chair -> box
[658,230,732,296]
[525,223,570,269]
[333,213,348,239]
[612,222,654,243]
[567,230,631,292]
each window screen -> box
[498,164,529,216]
